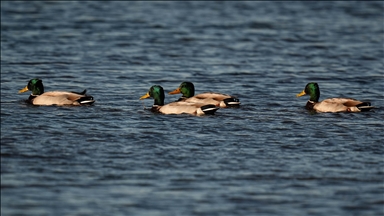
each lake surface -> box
[1,1,383,216]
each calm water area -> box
[1,1,384,216]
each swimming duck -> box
[168,82,240,108]
[18,78,95,106]
[140,85,219,115]
[296,82,373,112]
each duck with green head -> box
[168,81,240,108]
[296,82,373,112]
[19,78,95,106]
[140,85,219,115]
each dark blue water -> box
[1,1,383,216]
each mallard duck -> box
[18,78,95,106]
[296,82,374,112]
[140,85,219,115]
[168,82,240,108]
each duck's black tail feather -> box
[224,98,241,107]
[78,95,95,105]
[71,89,87,95]
[201,104,219,115]
[357,102,374,112]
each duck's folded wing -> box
[160,101,219,115]
[316,98,372,112]
[314,100,349,112]
[33,91,94,105]
[184,97,221,106]
[186,92,240,107]
[194,92,233,100]
[325,98,361,106]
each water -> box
[1,1,383,216]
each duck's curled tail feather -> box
[356,102,374,112]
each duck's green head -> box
[18,78,44,95]
[168,81,195,98]
[296,82,320,102]
[140,85,165,106]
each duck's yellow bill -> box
[296,90,306,97]
[18,86,29,93]
[168,88,181,95]
[140,92,150,100]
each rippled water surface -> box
[1,1,383,216]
